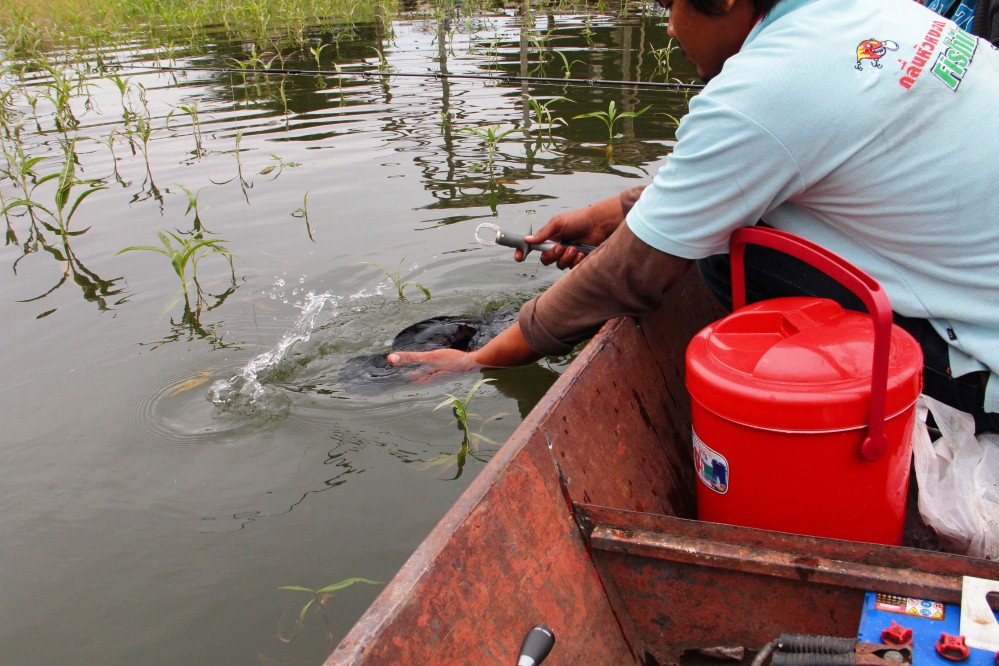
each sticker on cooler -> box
[693,430,729,494]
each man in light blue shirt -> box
[626,0,999,432]
[391,0,999,433]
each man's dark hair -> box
[688,0,782,16]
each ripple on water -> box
[131,363,290,449]
[136,292,346,448]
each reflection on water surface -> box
[0,3,697,664]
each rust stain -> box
[792,555,820,581]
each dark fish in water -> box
[391,317,480,352]
[339,309,517,394]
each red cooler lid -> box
[686,297,923,431]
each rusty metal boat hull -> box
[328,270,999,665]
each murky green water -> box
[0,5,696,664]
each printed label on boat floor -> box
[874,593,946,620]
[693,431,729,494]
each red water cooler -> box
[686,228,923,545]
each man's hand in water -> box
[386,348,480,381]
[388,322,541,379]
[517,194,626,270]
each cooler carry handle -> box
[729,227,892,461]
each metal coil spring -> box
[776,634,858,654]
[771,652,857,666]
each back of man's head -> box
[688,0,783,17]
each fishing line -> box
[116,63,706,92]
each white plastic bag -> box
[912,395,999,559]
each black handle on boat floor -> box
[517,625,555,665]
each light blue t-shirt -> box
[628,0,999,411]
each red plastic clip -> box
[881,621,912,646]
[936,633,970,662]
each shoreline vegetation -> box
[0,0,625,61]
[1,0,403,59]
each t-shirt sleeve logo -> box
[856,38,900,70]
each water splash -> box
[209,292,336,415]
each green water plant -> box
[580,16,596,44]
[417,425,500,480]
[1,123,47,229]
[360,258,431,302]
[459,124,521,179]
[34,63,87,133]
[524,95,571,149]
[650,39,682,80]
[308,42,331,87]
[528,26,557,62]
[573,100,651,146]
[0,78,21,137]
[480,33,503,68]
[211,131,255,202]
[2,138,105,241]
[173,184,211,234]
[1,188,15,246]
[232,130,252,198]
[107,74,137,125]
[368,45,393,73]
[277,76,290,115]
[278,579,382,648]
[291,191,314,241]
[223,51,266,92]
[259,152,301,179]
[1,138,122,310]
[2,4,44,60]
[117,230,236,304]
[423,378,505,479]
[228,45,281,74]
[46,139,105,239]
[103,129,131,187]
[655,110,683,128]
[434,377,495,432]
[130,111,157,192]
[554,50,584,78]
[167,102,206,157]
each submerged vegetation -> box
[278,578,382,649]
[426,377,505,479]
